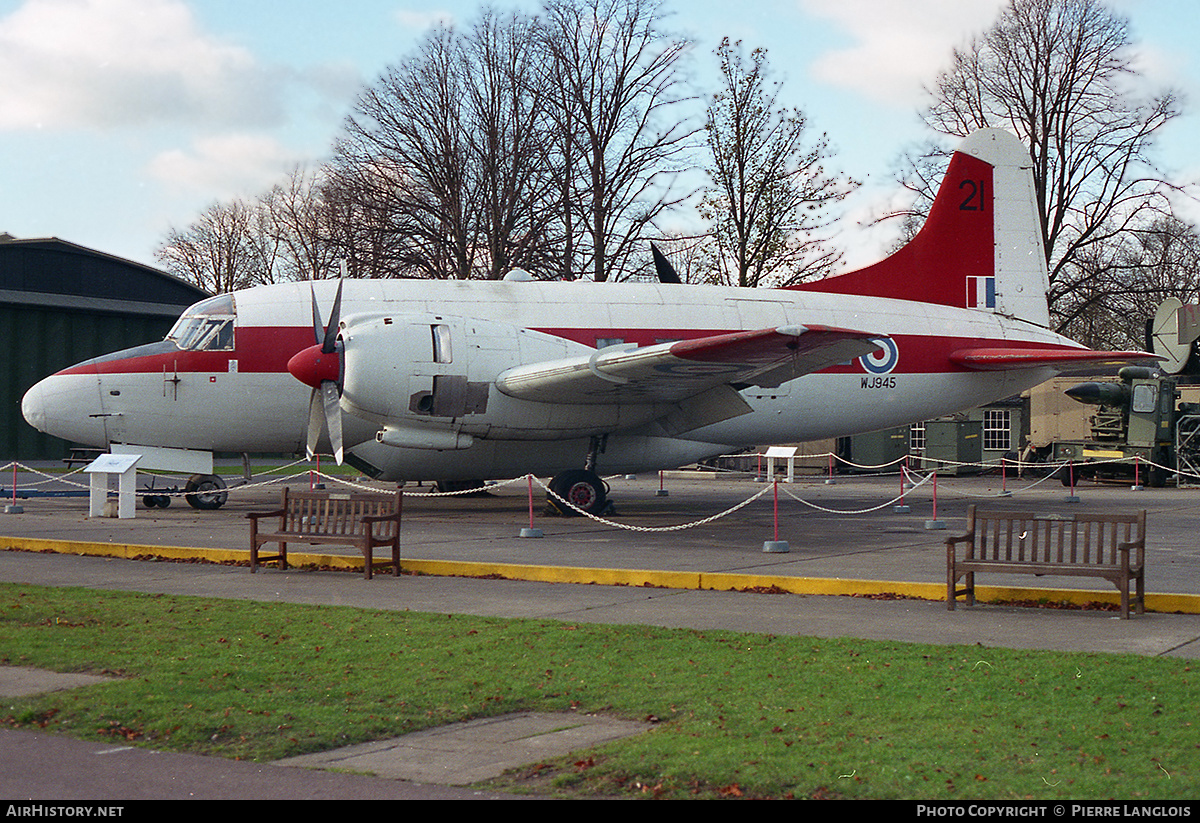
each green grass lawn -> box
[1,582,1195,800]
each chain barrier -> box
[306,471,533,497]
[1,458,323,499]
[5,447,1198,532]
[531,474,774,532]
[778,470,933,514]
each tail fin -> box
[790,128,1050,328]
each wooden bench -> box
[946,505,1146,618]
[248,488,402,579]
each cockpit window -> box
[168,293,236,352]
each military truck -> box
[1036,367,1200,487]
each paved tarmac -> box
[3,464,1200,800]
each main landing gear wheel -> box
[184,474,228,510]
[548,469,608,516]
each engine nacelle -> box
[338,313,671,442]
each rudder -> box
[790,128,1050,328]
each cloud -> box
[797,0,1007,106]
[393,8,456,33]
[0,0,284,131]
[147,133,306,198]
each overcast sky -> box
[1,0,1195,272]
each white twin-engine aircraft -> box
[22,129,1155,513]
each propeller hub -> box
[287,343,340,389]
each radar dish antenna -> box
[1150,298,1191,374]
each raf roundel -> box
[859,337,899,375]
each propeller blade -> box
[321,379,344,464]
[305,387,323,460]
[651,242,681,284]
[309,283,325,346]
[322,277,344,354]
[297,275,346,463]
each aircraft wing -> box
[951,347,1164,372]
[496,325,883,404]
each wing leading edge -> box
[496,325,883,405]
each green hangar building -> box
[2,234,209,460]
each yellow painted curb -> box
[4,535,1199,614]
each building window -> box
[983,409,1011,451]
[910,421,926,451]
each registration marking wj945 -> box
[860,337,898,388]
[861,375,897,389]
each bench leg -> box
[947,572,975,612]
[250,540,287,573]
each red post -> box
[773,479,780,542]
[528,474,535,529]
[1001,457,1007,493]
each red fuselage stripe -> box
[52,325,1082,379]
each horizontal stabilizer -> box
[951,347,1163,372]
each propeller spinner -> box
[287,278,345,464]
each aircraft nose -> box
[21,381,47,432]
[20,371,109,446]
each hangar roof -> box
[0,234,208,317]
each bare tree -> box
[319,161,409,279]
[255,166,339,282]
[1058,215,1200,350]
[702,38,856,288]
[459,8,563,279]
[159,2,699,285]
[541,0,695,282]
[915,0,1181,333]
[155,199,261,294]
[333,10,577,281]
[337,23,478,280]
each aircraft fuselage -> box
[23,278,1065,481]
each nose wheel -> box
[548,469,608,516]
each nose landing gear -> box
[138,474,228,510]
